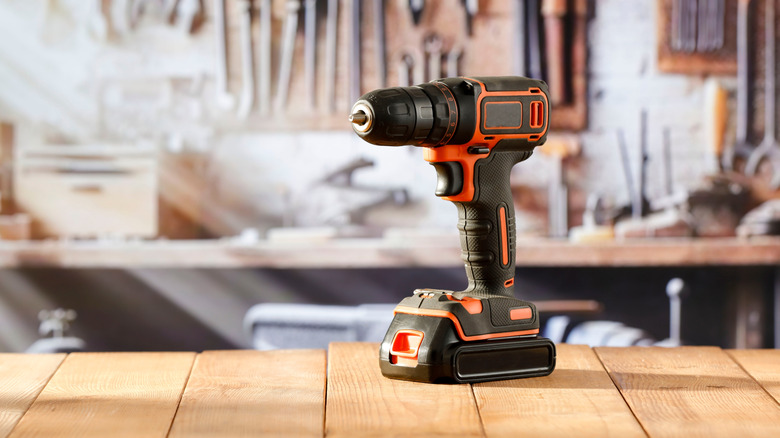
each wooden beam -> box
[325,343,483,437]
[595,346,780,437]
[9,353,194,438]
[0,354,64,438]
[473,344,646,437]
[168,350,326,437]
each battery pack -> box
[378,290,557,383]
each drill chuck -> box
[349,80,467,147]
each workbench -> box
[2,344,778,437]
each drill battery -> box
[379,289,556,383]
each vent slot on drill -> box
[529,101,544,129]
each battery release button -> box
[389,330,424,367]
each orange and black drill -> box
[349,76,556,383]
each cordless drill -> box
[349,76,556,383]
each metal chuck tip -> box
[349,111,368,125]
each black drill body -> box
[350,76,556,383]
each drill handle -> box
[455,150,531,298]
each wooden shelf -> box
[0,237,779,268]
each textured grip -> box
[455,150,532,298]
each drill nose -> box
[349,102,373,133]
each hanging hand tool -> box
[349,0,362,105]
[236,0,255,119]
[258,0,272,114]
[409,0,424,25]
[704,78,728,172]
[446,47,462,77]
[397,54,415,87]
[213,0,235,110]
[744,0,780,188]
[424,34,443,82]
[723,0,755,171]
[349,76,556,383]
[540,138,579,238]
[304,0,317,107]
[526,0,544,80]
[325,0,339,112]
[513,0,526,76]
[461,0,478,36]
[275,0,301,111]
[542,0,567,105]
[374,0,387,88]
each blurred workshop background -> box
[0,0,777,353]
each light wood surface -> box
[595,346,780,438]
[168,350,325,438]
[9,352,195,438]
[3,346,780,437]
[0,354,64,438]
[473,344,645,437]
[324,342,483,437]
[728,349,780,405]
[1,237,780,268]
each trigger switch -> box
[431,162,464,197]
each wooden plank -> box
[0,354,65,438]
[325,343,483,437]
[168,350,325,437]
[9,352,195,438]
[473,344,645,437]
[728,349,780,405]
[596,346,780,437]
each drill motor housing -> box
[350,76,556,383]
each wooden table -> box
[2,344,779,437]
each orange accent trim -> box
[445,294,484,314]
[423,78,549,202]
[510,307,533,321]
[504,278,515,287]
[482,101,523,129]
[529,101,544,128]
[394,305,539,341]
[499,206,509,266]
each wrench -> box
[744,0,780,187]
[275,0,301,111]
[513,0,526,75]
[374,0,387,87]
[349,0,362,105]
[236,0,254,119]
[258,0,272,114]
[424,34,442,81]
[214,0,235,110]
[325,0,339,112]
[722,0,755,171]
[446,47,462,77]
[304,0,317,107]
[398,54,414,87]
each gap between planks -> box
[167,350,326,438]
[8,352,195,438]
[596,346,780,438]
[0,353,66,438]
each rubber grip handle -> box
[455,150,532,298]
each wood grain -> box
[727,349,780,405]
[168,350,326,437]
[473,344,645,437]
[325,342,483,437]
[596,346,780,437]
[0,354,65,438]
[9,352,195,438]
